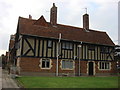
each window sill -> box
[41,68,51,70]
[99,69,111,71]
[61,68,74,70]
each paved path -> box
[2,69,19,88]
[0,67,2,90]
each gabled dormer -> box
[34,15,48,27]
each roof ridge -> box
[19,16,37,21]
[19,16,106,33]
[18,16,115,46]
[89,29,106,33]
[57,23,106,33]
[57,23,83,29]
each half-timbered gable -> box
[12,3,117,76]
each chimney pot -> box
[29,14,32,19]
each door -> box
[88,62,94,76]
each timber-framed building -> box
[10,3,117,76]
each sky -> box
[0,0,119,56]
[119,1,120,45]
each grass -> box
[16,76,119,88]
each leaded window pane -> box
[62,60,73,69]
[106,62,109,69]
[104,63,107,69]
[42,59,50,68]
[48,40,52,48]
[46,61,49,68]
[70,43,73,49]
[102,62,104,69]
[99,62,110,70]
[100,47,109,53]
[62,60,65,68]
[42,60,45,68]
[100,62,102,69]
[88,45,95,50]
[69,61,73,69]
[62,43,66,49]
[62,42,73,50]
[66,43,69,49]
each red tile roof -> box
[18,16,115,46]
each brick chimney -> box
[50,3,57,26]
[83,14,89,30]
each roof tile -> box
[18,17,115,46]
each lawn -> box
[16,76,118,88]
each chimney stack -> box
[29,14,32,19]
[50,3,57,26]
[83,14,89,30]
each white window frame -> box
[60,60,74,70]
[98,61,111,70]
[39,58,52,69]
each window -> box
[99,62,110,70]
[15,42,20,49]
[48,40,52,48]
[100,47,109,53]
[41,59,50,68]
[62,42,73,50]
[62,43,66,49]
[88,45,95,50]
[62,60,74,69]
[66,43,69,49]
[69,43,73,49]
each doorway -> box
[88,62,94,76]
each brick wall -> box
[18,57,117,76]
[95,61,117,74]
[19,57,75,74]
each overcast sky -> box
[0,0,119,55]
